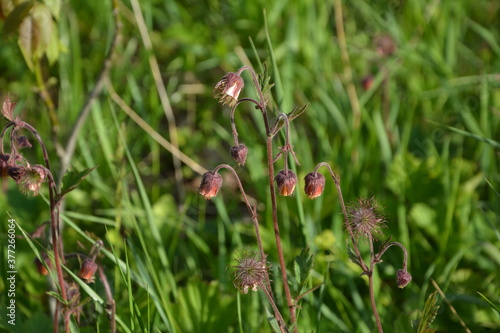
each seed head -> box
[214,72,245,107]
[198,171,223,199]
[231,251,268,294]
[304,172,325,199]
[346,197,386,240]
[275,169,297,196]
[396,269,412,288]
[79,258,99,283]
[230,144,248,166]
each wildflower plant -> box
[1,96,115,333]
[200,65,411,333]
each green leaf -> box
[292,246,314,297]
[346,243,361,267]
[477,291,500,315]
[257,62,275,95]
[58,166,97,201]
[3,1,34,35]
[265,306,284,333]
[416,291,439,333]
[287,104,308,123]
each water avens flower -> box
[304,172,325,199]
[396,269,412,288]
[214,72,244,107]
[230,144,248,166]
[198,171,223,199]
[275,170,297,196]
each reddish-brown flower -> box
[34,252,51,276]
[214,72,244,107]
[0,154,11,179]
[275,170,297,196]
[396,269,412,288]
[79,258,99,283]
[304,172,325,199]
[230,144,248,166]
[198,171,223,199]
[346,197,386,240]
[15,165,48,196]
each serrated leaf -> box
[417,291,439,333]
[292,246,314,297]
[258,62,274,95]
[3,1,34,35]
[346,243,361,266]
[265,307,285,333]
[58,166,97,201]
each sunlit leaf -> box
[57,166,97,201]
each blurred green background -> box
[0,0,499,332]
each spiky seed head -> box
[304,172,325,199]
[214,72,244,107]
[346,197,387,241]
[198,171,223,199]
[275,169,297,196]
[230,144,248,166]
[231,251,268,294]
[396,269,412,288]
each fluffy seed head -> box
[214,72,244,107]
[198,171,223,199]
[346,197,387,241]
[304,172,325,199]
[275,170,297,196]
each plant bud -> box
[275,170,297,196]
[79,258,98,283]
[304,172,325,199]
[16,135,32,148]
[396,269,412,288]
[34,252,51,276]
[230,144,248,166]
[198,171,223,199]
[7,166,25,181]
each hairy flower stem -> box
[234,66,297,329]
[314,162,368,272]
[369,239,383,333]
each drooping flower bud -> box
[7,166,26,182]
[396,269,412,288]
[304,172,325,199]
[79,258,99,283]
[275,170,297,196]
[34,252,51,276]
[230,144,248,166]
[16,135,32,149]
[198,171,223,199]
[213,72,244,107]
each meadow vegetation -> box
[0,0,499,332]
